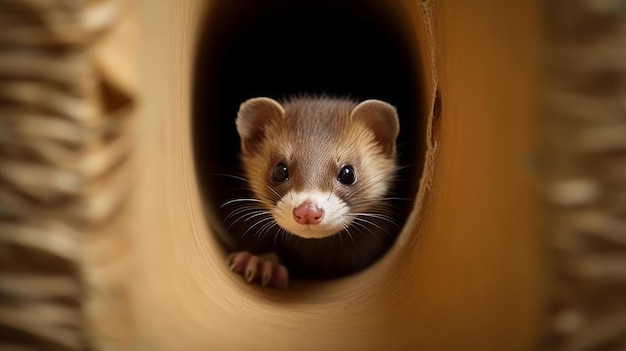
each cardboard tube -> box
[128,1,541,350]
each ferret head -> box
[235,97,399,239]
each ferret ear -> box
[350,99,400,157]
[236,97,285,155]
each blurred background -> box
[0,0,625,350]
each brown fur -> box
[237,97,397,211]
[232,96,401,278]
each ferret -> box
[224,96,400,288]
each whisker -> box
[220,197,265,208]
[352,217,393,237]
[233,216,271,246]
[273,230,281,248]
[258,220,280,238]
[336,230,344,247]
[223,205,260,222]
[242,210,274,224]
[354,213,400,227]
[343,227,357,247]
[350,222,384,243]
[206,172,251,183]
[226,209,269,232]
[345,196,412,212]
[241,216,275,239]
[264,183,282,202]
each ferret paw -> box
[227,251,289,289]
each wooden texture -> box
[0,0,552,350]
[129,1,540,350]
[6,0,625,350]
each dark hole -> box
[193,0,425,279]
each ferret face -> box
[235,97,399,239]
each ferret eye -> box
[337,165,356,185]
[272,162,289,182]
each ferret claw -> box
[227,251,289,289]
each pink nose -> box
[293,200,324,225]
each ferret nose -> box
[293,200,324,225]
